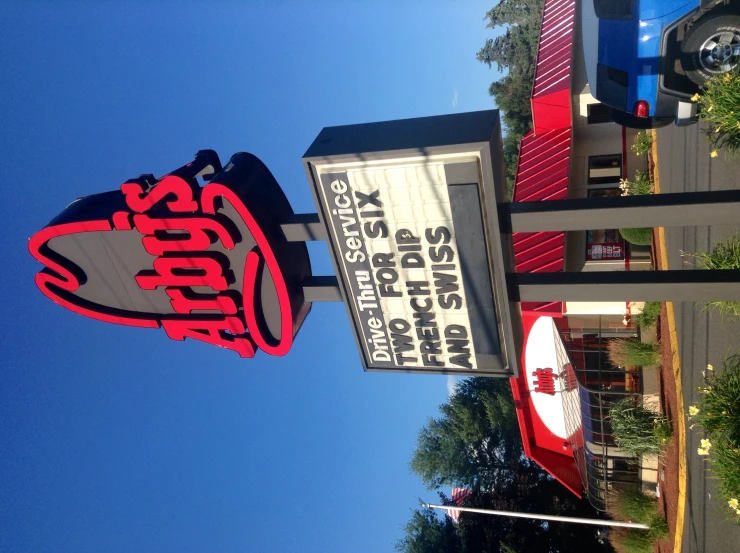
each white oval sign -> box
[525,317,567,439]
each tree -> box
[400,377,617,552]
[477,0,545,196]
[395,507,462,553]
[396,484,615,553]
[410,378,521,490]
[454,485,615,553]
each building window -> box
[585,189,626,261]
[587,103,611,125]
[588,154,622,186]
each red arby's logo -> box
[532,367,559,395]
[29,151,312,358]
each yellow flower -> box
[691,93,701,102]
[701,438,712,450]
[698,447,710,455]
[723,411,728,415]
[730,498,739,510]
[708,105,714,112]
[711,150,719,158]
[707,364,714,371]
[689,405,700,416]
[725,73,732,82]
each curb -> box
[651,129,687,553]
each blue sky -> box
[0,2,502,552]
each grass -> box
[609,397,672,458]
[619,170,652,196]
[608,338,661,367]
[631,131,653,157]
[693,69,740,157]
[606,486,669,553]
[683,235,740,316]
[688,354,740,521]
[634,302,661,329]
[620,227,652,246]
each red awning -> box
[513,128,571,315]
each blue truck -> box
[581,0,740,128]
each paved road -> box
[656,121,740,553]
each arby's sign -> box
[30,111,522,377]
[523,316,576,440]
[29,151,312,358]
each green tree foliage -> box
[477,0,545,195]
[399,377,616,552]
[410,377,520,490]
[455,482,615,552]
[395,507,462,553]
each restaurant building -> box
[508,0,659,511]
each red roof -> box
[512,0,575,316]
[510,0,580,498]
[531,0,576,134]
[513,128,571,315]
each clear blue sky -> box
[0,2,502,552]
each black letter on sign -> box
[355,190,382,209]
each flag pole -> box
[424,503,650,530]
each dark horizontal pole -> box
[507,269,740,302]
[281,213,328,241]
[302,276,342,302]
[499,189,740,233]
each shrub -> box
[631,131,653,157]
[609,398,672,458]
[633,302,661,329]
[619,227,652,246]
[619,171,652,196]
[683,235,740,316]
[688,355,740,520]
[608,338,661,367]
[693,69,740,157]
[606,486,669,553]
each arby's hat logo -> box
[29,150,312,358]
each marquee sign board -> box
[29,151,312,358]
[303,110,523,377]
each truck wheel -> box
[682,12,740,86]
[608,109,673,129]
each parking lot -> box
[656,121,740,553]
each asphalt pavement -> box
[656,121,740,553]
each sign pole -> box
[507,269,740,302]
[498,189,740,233]
[424,503,650,530]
